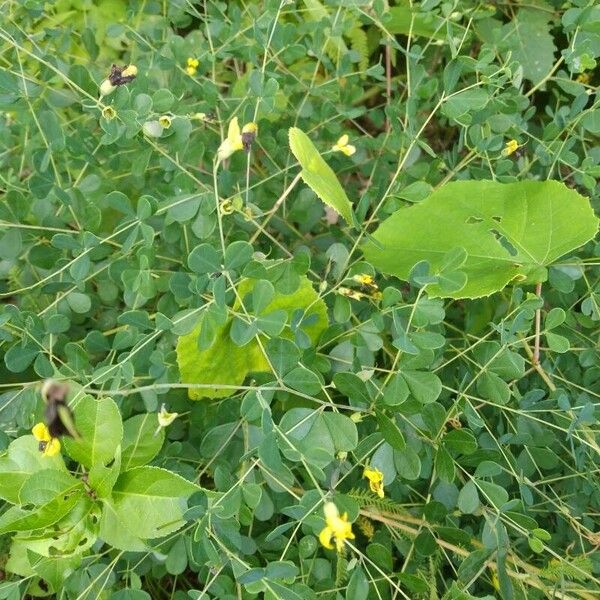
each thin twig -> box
[533,281,543,365]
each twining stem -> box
[533,281,543,365]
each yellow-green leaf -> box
[288,127,353,224]
[176,276,328,399]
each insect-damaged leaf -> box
[363,180,598,299]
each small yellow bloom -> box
[157,404,178,428]
[354,274,376,288]
[158,115,172,129]
[102,106,116,120]
[319,502,355,552]
[363,466,385,498]
[339,287,364,301]
[332,134,356,157]
[217,117,243,161]
[121,64,138,78]
[502,139,520,157]
[241,122,258,152]
[370,290,383,301]
[32,422,61,457]
[193,112,208,121]
[576,72,590,85]
[185,58,199,76]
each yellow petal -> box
[227,117,241,143]
[32,422,51,442]
[319,526,334,549]
[342,144,356,156]
[43,438,61,457]
[337,134,349,146]
[121,64,137,78]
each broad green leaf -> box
[177,276,328,399]
[502,9,557,85]
[19,469,80,505]
[364,180,599,299]
[288,127,353,224]
[121,413,164,470]
[88,448,121,498]
[63,395,123,468]
[0,436,66,504]
[0,488,83,535]
[108,466,200,541]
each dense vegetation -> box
[0,1,599,599]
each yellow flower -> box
[332,134,356,157]
[502,139,520,157]
[186,58,199,76]
[576,72,590,85]
[159,115,172,129]
[101,106,116,120]
[121,64,138,78]
[354,274,376,288]
[363,466,385,498]
[241,122,258,152]
[319,502,355,552]
[157,404,178,428]
[217,117,243,161]
[32,422,61,457]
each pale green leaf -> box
[177,276,328,399]
[108,466,200,541]
[121,414,164,470]
[63,395,123,468]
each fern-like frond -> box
[540,556,592,582]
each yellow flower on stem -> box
[121,64,137,78]
[332,134,356,157]
[217,118,258,162]
[363,466,385,498]
[32,422,61,457]
[319,502,355,553]
[576,72,590,85]
[354,273,376,288]
[502,139,521,157]
[102,106,116,120]
[158,115,172,129]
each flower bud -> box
[99,79,116,97]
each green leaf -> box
[0,488,83,534]
[502,8,557,85]
[107,466,200,541]
[364,180,598,299]
[19,469,80,505]
[283,366,322,396]
[401,370,442,404]
[376,411,406,450]
[177,276,328,399]
[63,395,123,468]
[288,127,353,224]
[121,413,164,470]
[457,481,480,514]
[387,2,446,39]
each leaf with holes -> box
[364,180,598,299]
